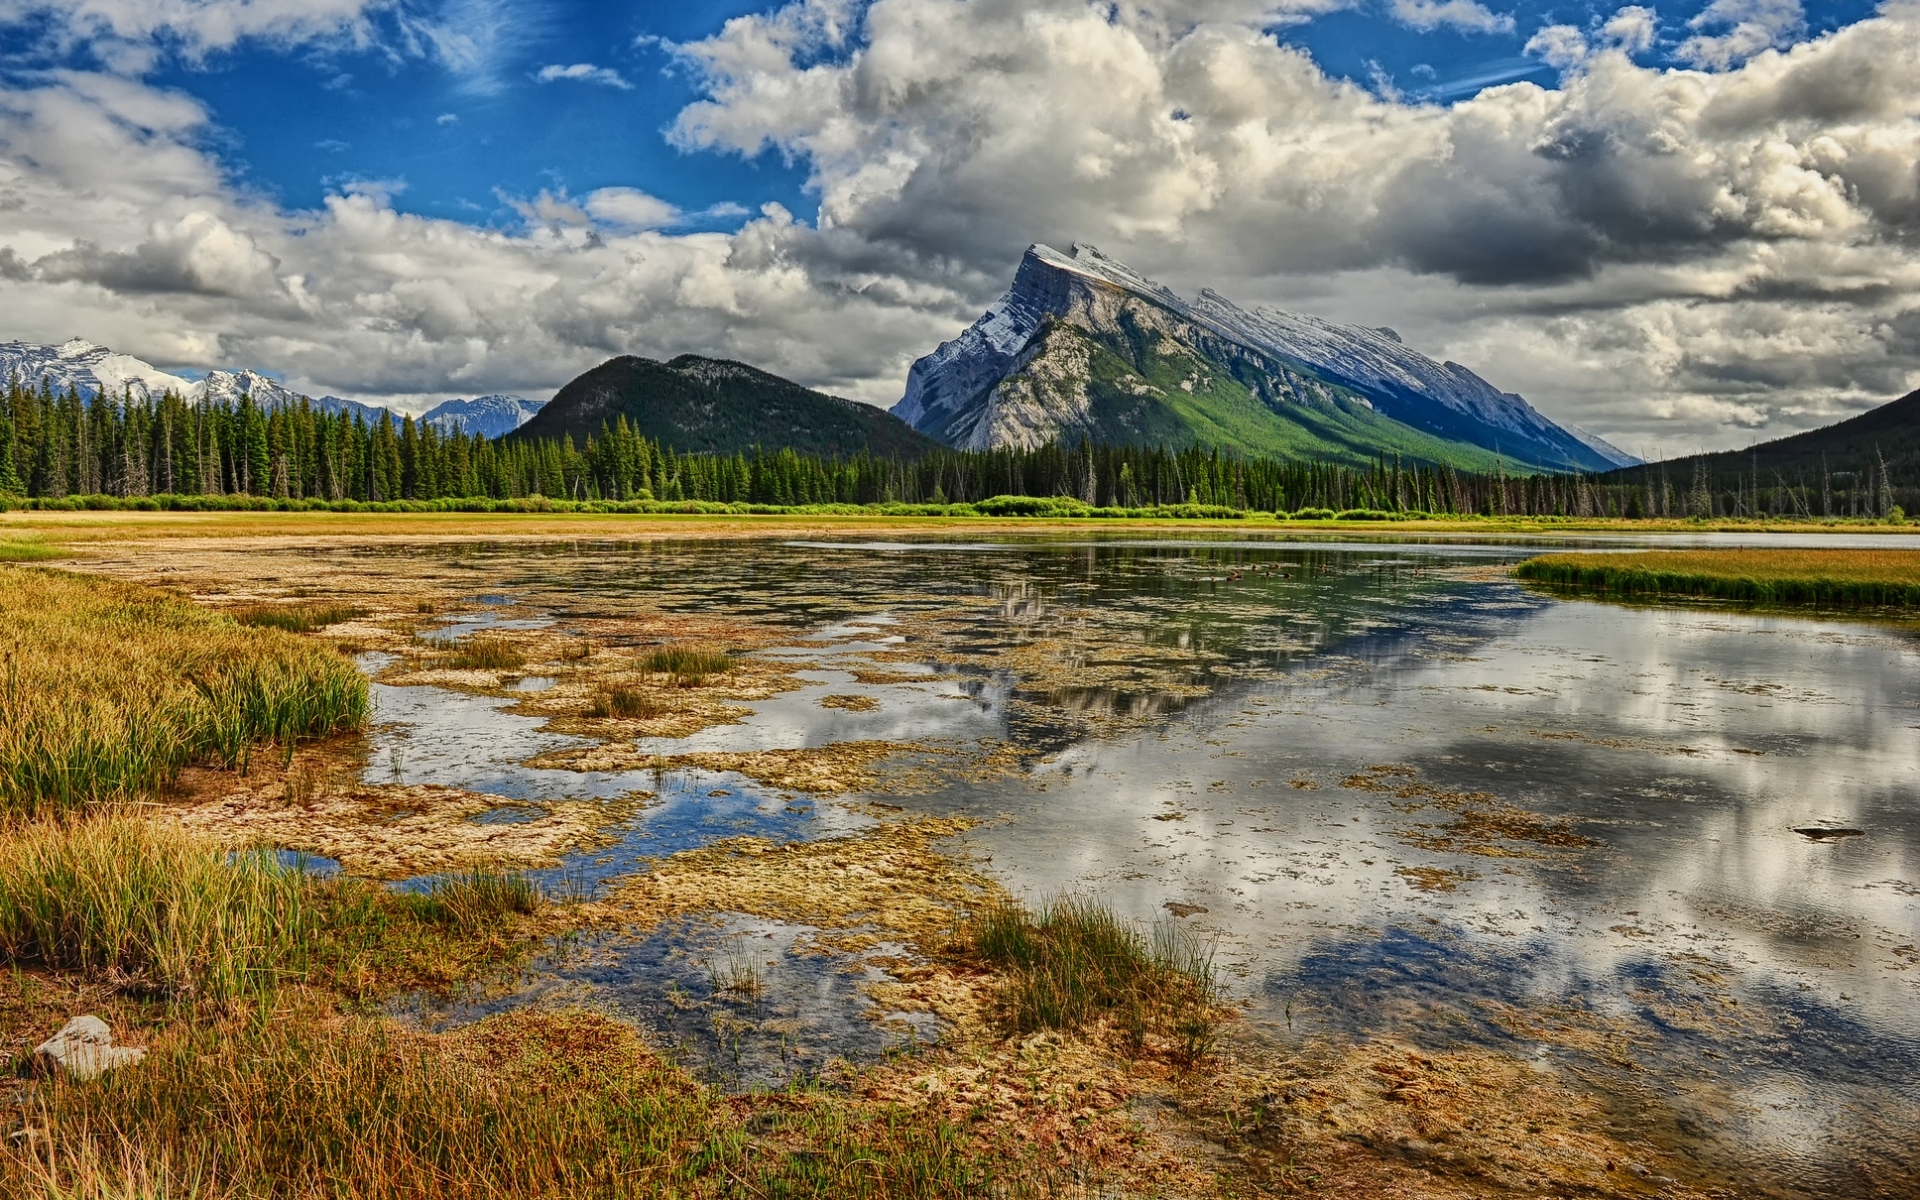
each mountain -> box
[0,338,396,423]
[512,354,940,458]
[1608,386,1920,495]
[422,395,544,438]
[893,245,1635,473]
[0,337,197,402]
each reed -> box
[230,601,367,633]
[0,569,369,817]
[960,896,1220,1064]
[0,815,306,1002]
[1515,548,1920,608]
[6,1007,1000,1199]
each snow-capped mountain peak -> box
[421,394,544,437]
[891,245,1639,470]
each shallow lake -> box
[324,532,1918,1196]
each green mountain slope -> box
[957,309,1515,472]
[512,355,940,458]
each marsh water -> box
[343,533,1917,1196]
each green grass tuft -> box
[231,601,368,633]
[0,815,306,1003]
[641,645,734,677]
[585,685,662,719]
[402,866,543,934]
[425,634,528,671]
[0,568,370,817]
[961,895,1220,1065]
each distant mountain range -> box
[512,354,938,458]
[893,244,1636,473]
[0,339,542,437]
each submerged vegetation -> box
[0,568,369,816]
[1517,548,1920,607]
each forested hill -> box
[1601,386,1920,518]
[511,355,939,459]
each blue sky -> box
[79,0,1880,234]
[0,0,1913,454]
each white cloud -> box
[0,0,391,72]
[583,188,681,229]
[1601,5,1658,53]
[1678,0,1806,71]
[436,111,458,124]
[1388,0,1514,36]
[1524,23,1590,69]
[535,62,633,90]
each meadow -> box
[1515,548,1920,607]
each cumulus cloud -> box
[1387,0,1513,36]
[535,62,632,89]
[1,0,1917,453]
[1601,5,1658,53]
[1678,0,1806,71]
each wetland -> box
[5,522,1919,1197]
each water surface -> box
[334,533,1916,1195]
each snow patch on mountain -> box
[421,395,544,437]
[0,338,197,402]
[895,245,1639,471]
[0,338,545,435]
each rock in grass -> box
[32,1015,145,1080]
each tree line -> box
[2,376,1911,519]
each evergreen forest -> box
[2,378,1912,520]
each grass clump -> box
[584,685,663,719]
[231,601,368,633]
[0,568,370,817]
[960,896,1221,1065]
[1516,548,1920,608]
[423,633,528,671]
[0,815,305,1003]
[404,866,543,933]
[641,644,733,683]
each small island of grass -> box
[1515,548,1920,608]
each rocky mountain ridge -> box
[894,245,1636,472]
